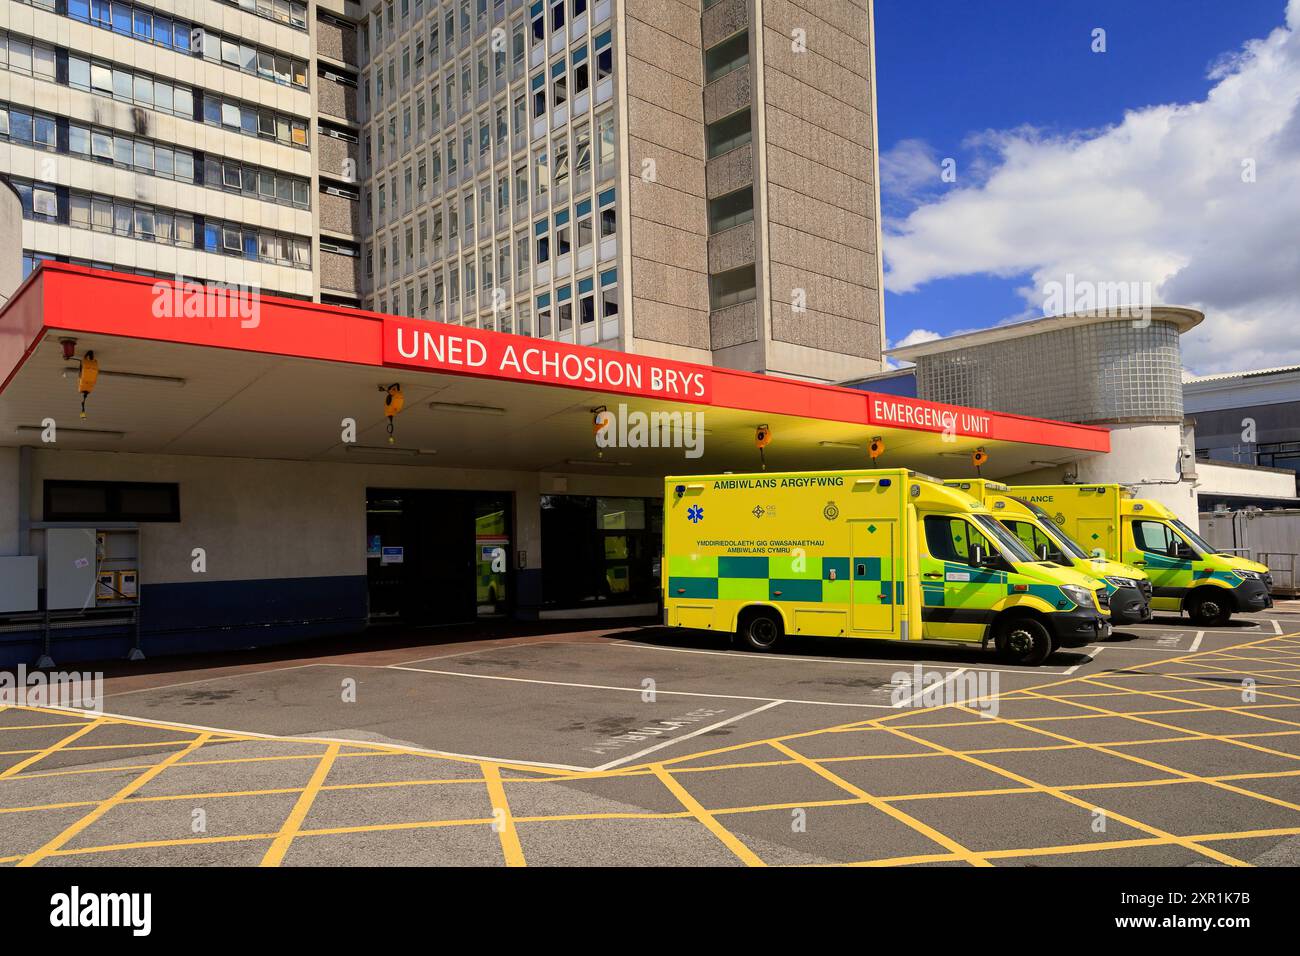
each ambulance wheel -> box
[1187,589,1231,626]
[737,609,783,652]
[994,616,1054,666]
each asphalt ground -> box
[2,606,1299,866]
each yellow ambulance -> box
[1012,484,1273,625]
[664,469,1111,665]
[945,479,1153,624]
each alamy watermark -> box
[891,665,1000,718]
[1042,273,1152,325]
[595,403,705,459]
[151,278,261,329]
[0,665,103,712]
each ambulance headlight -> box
[1060,585,1095,609]
[1106,576,1138,590]
[1233,570,1263,581]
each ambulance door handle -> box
[923,572,943,579]
[856,564,866,576]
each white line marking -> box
[1065,648,1102,674]
[1081,644,1190,653]
[1189,631,1205,653]
[603,639,1064,678]
[591,700,785,771]
[890,667,966,709]
[1274,618,1284,635]
[102,663,320,698]
[389,642,560,667]
[386,664,893,708]
[27,704,595,772]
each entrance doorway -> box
[365,489,512,625]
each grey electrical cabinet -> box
[45,528,98,610]
[0,556,38,612]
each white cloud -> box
[884,328,943,368]
[878,138,944,207]
[883,0,1300,375]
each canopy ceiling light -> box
[16,424,124,438]
[429,401,507,415]
[344,444,436,457]
[61,367,187,387]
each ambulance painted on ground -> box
[663,469,1111,666]
[945,479,1153,624]
[1012,484,1273,625]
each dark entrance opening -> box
[365,489,512,625]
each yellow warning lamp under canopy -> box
[382,384,404,443]
[592,406,609,458]
[77,351,99,419]
[869,436,885,461]
[755,424,772,471]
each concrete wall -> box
[621,0,712,359]
[1,447,663,664]
[0,446,19,556]
[1196,461,1298,500]
[0,177,20,302]
[23,449,661,585]
[759,0,881,382]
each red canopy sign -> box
[867,394,993,438]
[383,317,712,402]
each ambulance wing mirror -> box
[1037,544,1050,562]
[970,544,985,568]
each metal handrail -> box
[1260,553,1299,596]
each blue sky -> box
[873,0,1299,372]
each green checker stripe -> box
[669,554,717,578]
[719,578,768,601]
[719,556,768,579]
[669,554,900,606]
[668,576,717,599]
[769,579,822,602]
[822,557,850,581]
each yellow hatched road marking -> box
[0,718,106,779]
[481,762,526,866]
[259,742,340,867]
[17,732,212,866]
[873,720,1248,867]
[651,763,765,866]
[768,738,993,866]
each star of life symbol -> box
[687,505,704,524]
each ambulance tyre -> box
[1186,589,1232,626]
[736,608,784,652]
[993,615,1054,666]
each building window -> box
[707,109,752,158]
[704,31,749,83]
[709,264,757,310]
[540,495,663,608]
[708,187,754,234]
[44,480,180,522]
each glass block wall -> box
[913,319,1185,424]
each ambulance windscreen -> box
[1171,518,1217,556]
[1013,497,1090,560]
[970,514,1036,563]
